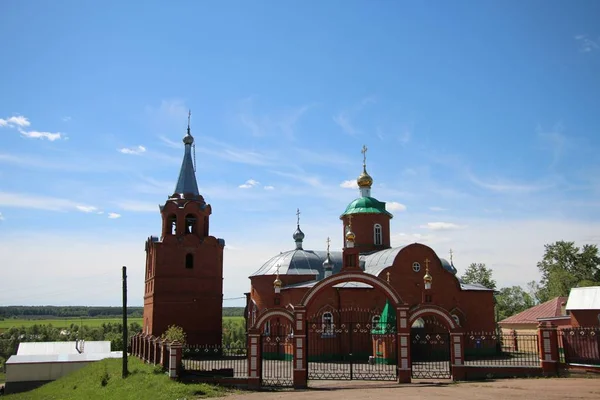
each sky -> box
[1,0,599,307]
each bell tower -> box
[143,111,225,346]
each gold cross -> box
[386,271,390,283]
[424,258,430,271]
[361,145,368,166]
[296,208,301,226]
[347,214,353,228]
[449,249,454,263]
[275,263,281,277]
[326,237,331,253]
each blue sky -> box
[1,1,599,307]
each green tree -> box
[536,241,600,302]
[460,263,497,290]
[161,325,187,345]
[495,286,535,321]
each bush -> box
[161,325,186,345]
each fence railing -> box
[183,344,248,378]
[559,328,600,366]
[463,331,540,367]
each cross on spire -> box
[347,214,353,228]
[296,208,301,227]
[386,271,391,283]
[424,258,430,271]
[449,249,454,263]
[326,237,331,253]
[187,110,191,135]
[275,263,281,277]
[361,144,368,167]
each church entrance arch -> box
[409,305,457,380]
[298,272,405,382]
[253,309,294,387]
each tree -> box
[161,325,187,345]
[535,241,600,302]
[460,263,497,290]
[495,286,535,321]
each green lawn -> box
[0,371,5,384]
[5,357,231,400]
[0,316,244,332]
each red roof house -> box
[499,297,570,332]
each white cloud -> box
[0,115,31,127]
[420,222,466,231]
[340,180,359,189]
[118,145,146,155]
[0,212,4,221]
[108,213,121,219]
[264,186,275,190]
[239,179,260,189]
[386,201,407,212]
[0,192,96,212]
[19,129,63,141]
[333,112,359,136]
[238,99,314,139]
[429,207,446,212]
[62,116,72,122]
[575,34,600,52]
[76,205,99,213]
[115,201,157,212]
[467,172,555,194]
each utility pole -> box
[122,266,129,378]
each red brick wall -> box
[341,214,391,253]
[570,310,600,327]
[143,197,224,345]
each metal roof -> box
[173,133,199,196]
[7,352,122,365]
[340,196,393,218]
[361,247,406,276]
[250,249,344,280]
[566,286,600,310]
[17,341,111,355]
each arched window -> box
[167,215,177,235]
[264,320,271,336]
[452,314,461,327]
[185,214,196,234]
[185,253,194,269]
[374,224,382,245]
[322,312,334,337]
[372,315,381,329]
[411,317,425,329]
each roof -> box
[372,299,396,334]
[284,280,374,290]
[500,297,568,325]
[174,136,199,196]
[340,196,393,218]
[7,352,122,365]
[361,247,405,276]
[17,341,111,355]
[250,249,344,279]
[566,286,600,310]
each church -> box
[245,146,496,361]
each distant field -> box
[0,316,244,332]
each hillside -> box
[5,357,231,400]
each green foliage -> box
[6,357,229,400]
[535,241,600,302]
[460,263,497,290]
[161,325,187,345]
[0,306,244,319]
[222,317,246,347]
[495,286,535,321]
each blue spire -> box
[174,111,199,196]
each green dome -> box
[341,196,393,218]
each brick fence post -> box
[247,329,262,389]
[538,322,559,376]
[451,330,466,381]
[160,339,168,369]
[168,341,183,380]
[396,305,411,383]
[293,307,308,389]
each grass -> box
[6,357,232,400]
[0,371,5,384]
[0,316,244,332]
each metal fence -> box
[182,344,248,378]
[559,328,600,366]
[464,332,540,367]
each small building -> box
[499,297,570,334]
[566,286,600,327]
[5,341,121,394]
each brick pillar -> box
[141,335,147,361]
[293,307,308,389]
[160,340,168,368]
[538,322,559,376]
[152,337,159,365]
[145,335,151,362]
[247,329,261,389]
[168,341,183,380]
[450,331,466,381]
[396,306,411,383]
[149,336,155,364]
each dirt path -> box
[225,378,600,400]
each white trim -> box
[255,309,294,328]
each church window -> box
[411,318,425,329]
[374,224,382,245]
[345,254,356,267]
[264,320,271,336]
[185,253,194,269]
[412,262,421,272]
[452,314,461,327]
[322,312,334,337]
[372,315,381,329]
[185,214,196,234]
[168,215,177,235]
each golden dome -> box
[423,270,432,284]
[273,277,282,288]
[345,229,356,242]
[357,167,373,188]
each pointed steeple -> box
[174,110,200,197]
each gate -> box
[307,308,397,381]
[410,326,451,379]
[261,321,294,387]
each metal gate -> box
[261,321,294,387]
[307,309,397,381]
[410,328,451,379]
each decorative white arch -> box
[300,272,404,308]
[253,308,294,330]
[409,305,457,331]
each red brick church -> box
[142,114,225,346]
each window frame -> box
[374,223,383,245]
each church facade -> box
[142,115,225,346]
